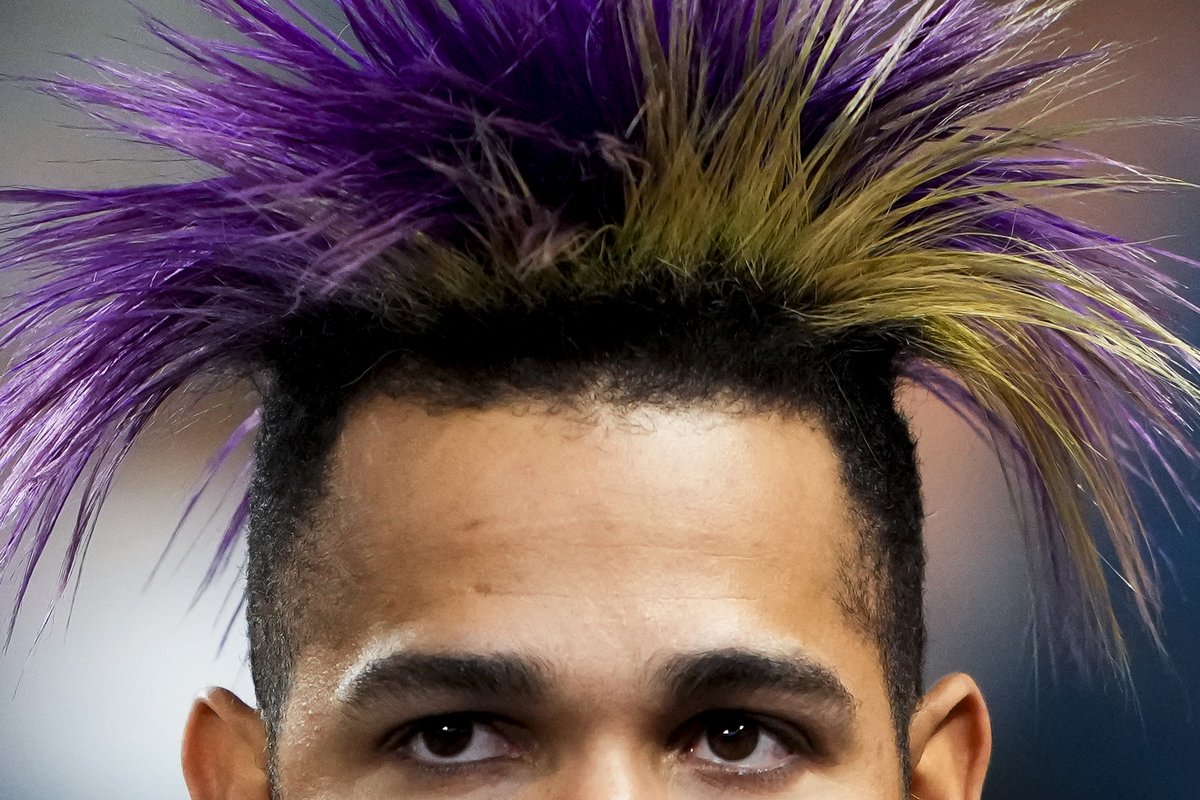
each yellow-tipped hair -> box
[0,0,1196,684]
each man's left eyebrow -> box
[658,648,857,722]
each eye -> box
[390,714,519,767]
[684,711,807,773]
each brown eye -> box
[393,714,518,766]
[706,716,760,761]
[420,719,475,758]
[685,711,802,772]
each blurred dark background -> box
[0,1,1197,797]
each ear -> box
[907,673,992,800]
[181,687,272,800]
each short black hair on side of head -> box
[245,276,926,766]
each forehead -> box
[274,396,904,793]
[309,397,875,673]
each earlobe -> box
[181,687,272,800]
[907,673,992,800]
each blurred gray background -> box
[0,1,1197,797]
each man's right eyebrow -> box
[336,652,549,710]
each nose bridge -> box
[542,732,670,800]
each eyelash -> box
[383,712,516,775]
[675,709,817,786]
[383,708,818,782]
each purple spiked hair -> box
[1,0,1198,685]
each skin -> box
[182,397,991,799]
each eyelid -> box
[383,708,822,781]
[676,710,818,773]
[384,712,519,763]
[675,709,817,748]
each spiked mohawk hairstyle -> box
[2,0,1199,742]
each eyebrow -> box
[658,649,857,722]
[337,647,856,729]
[337,652,549,710]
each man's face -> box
[276,396,908,797]
[182,396,990,799]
